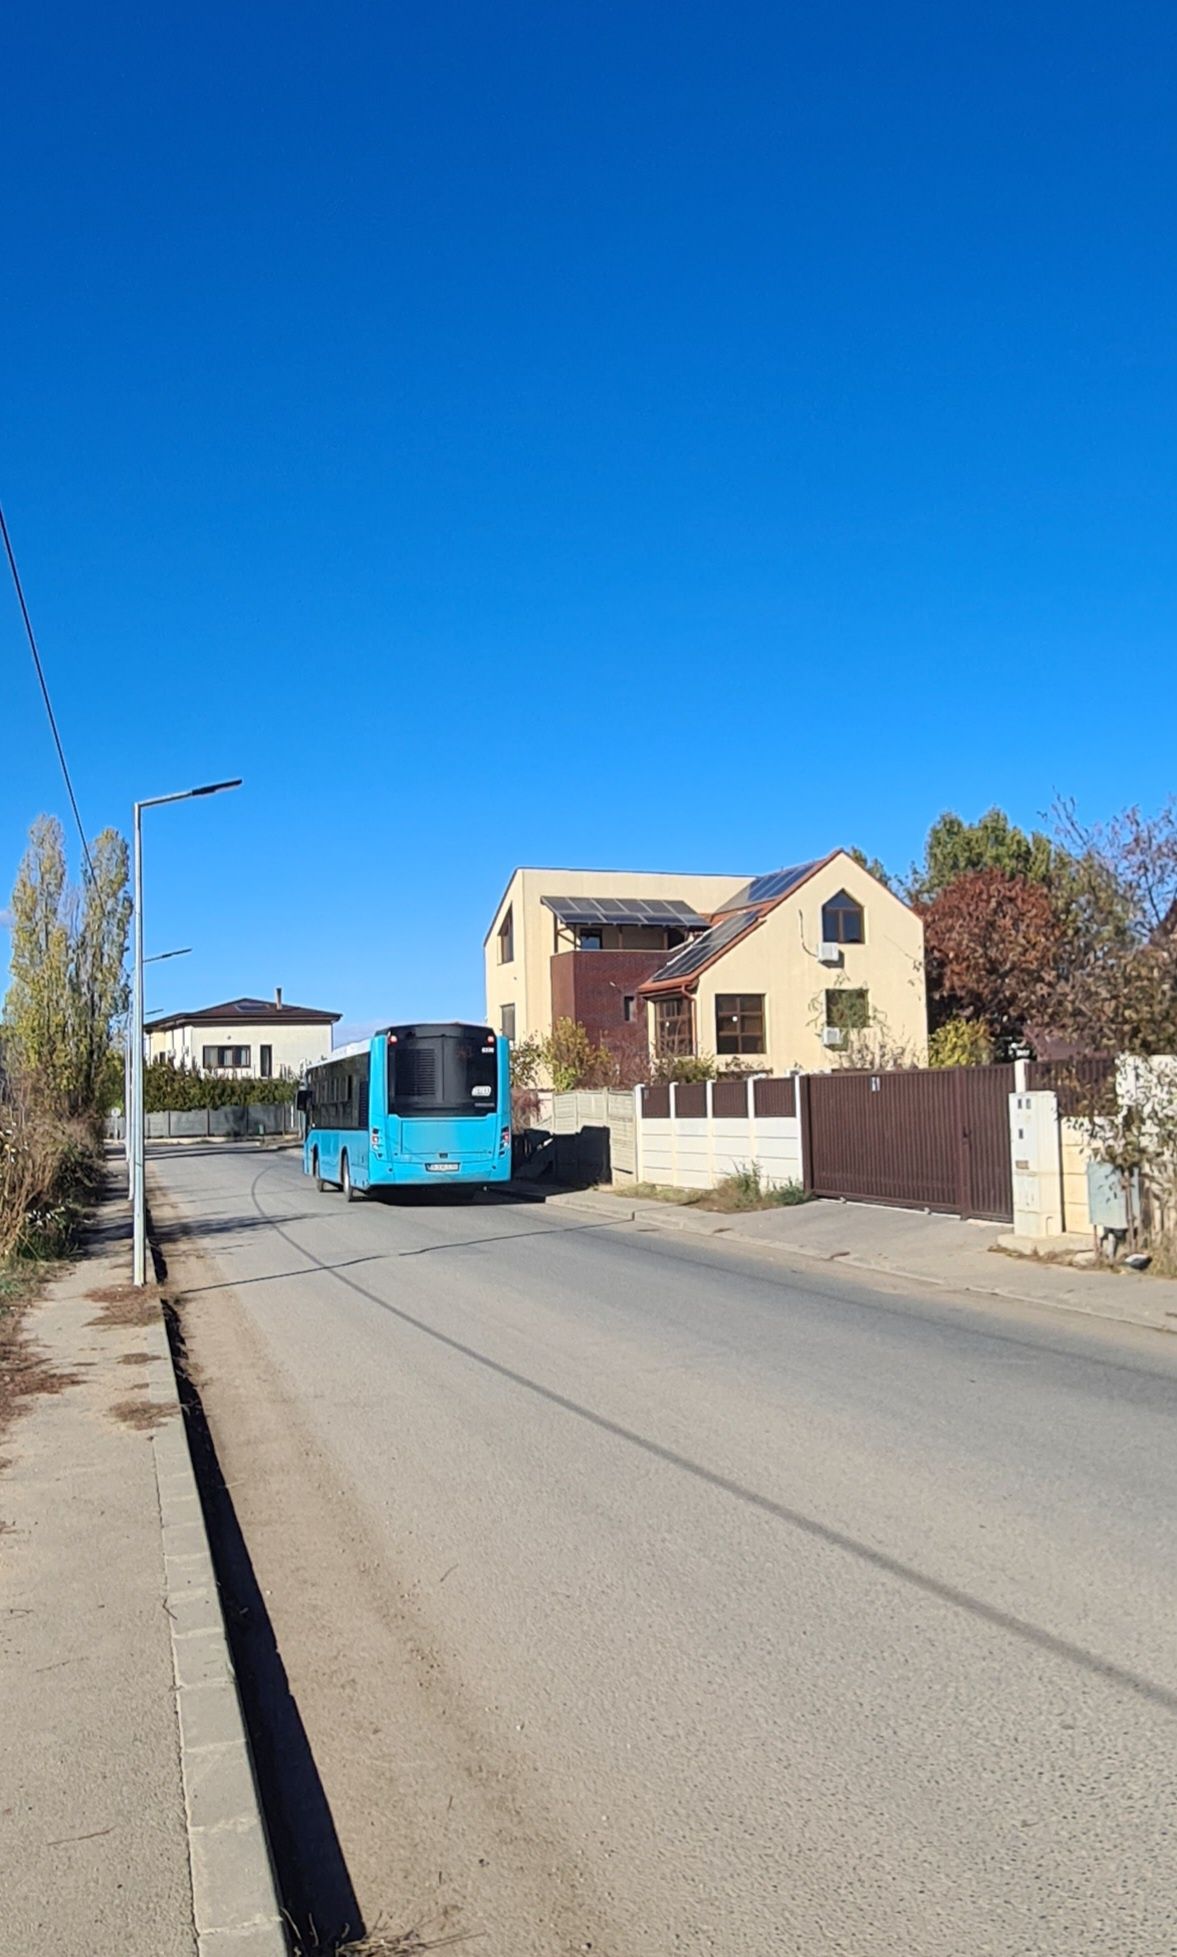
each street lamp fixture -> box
[131,780,242,1285]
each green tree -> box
[927,1018,994,1069]
[848,846,892,890]
[4,816,131,1120]
[922,868,1065,1055]
[5,816,73,1109]
[909,808,1058,905]
[1050,798,1177,1058]
[509,1035,543,1088]
[540,1017,614,1091]
[69,828,132,1117]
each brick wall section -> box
[549,950,667,1040]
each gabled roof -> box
[146,997,340,1031]
[713,859,827,915]
[641,853,840,993]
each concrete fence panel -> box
[110,1102,299,1144]
[169,1109,209,1138]
[636,1077,803,1193]
[606,1090,637,1179]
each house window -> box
[498,906,514,964]
[259,1044,272,1079]
[578,930,603,951]
[821,890,865,944]
[202,1045,251,1070]
[715,994,766,1055]
[653,995,693,1056]
[501,1003,516,1043]
[622,994,637,1022]
[825,989,869,1032]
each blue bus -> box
[301,1022,512,1199]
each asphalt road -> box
[149,1143,1177,1956]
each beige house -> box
[484,866,752,1053]
[484,855,926,1076]
[145,991,339,1080]
[640,853,926,1074]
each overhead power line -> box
[0,502,94,883]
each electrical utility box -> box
[1010,1091,1063,1236]
[1086,1162,1141,1234]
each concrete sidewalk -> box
[540,1186,1177,1334]
[0,1173,284,1957]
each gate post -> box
[953,1067,969,1216]
[799,1074,814,1195]
[705,1077,716,1187]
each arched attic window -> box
[821,890,865,945]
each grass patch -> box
[613,1167,813,1213]
[698,1166,812,1212]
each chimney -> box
[275,987,283,1009]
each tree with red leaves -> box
[922,868,1066,1056]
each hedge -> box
[144,1060,296,1112]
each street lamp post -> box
[127,948,192,1186]
[132,782,241,1286]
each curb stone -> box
[144,1311,289,1956]
[540,1189,1172,1335]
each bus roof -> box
[313,1022,495,1070]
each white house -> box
[145,991,340,1080]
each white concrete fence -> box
[527,1078,803,1191]
[532,1060,1176,1240]
[636,1078,802,1191]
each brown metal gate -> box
[801,1065,1014,1222]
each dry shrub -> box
[0,1085,100,1261]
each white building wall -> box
[146,1019,333,1078]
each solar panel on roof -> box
[645,908,759,984]
[716,860,822,913]
[541,894,709,930]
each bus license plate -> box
[426,1162,460,1174]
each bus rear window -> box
[389,1026,498,1118]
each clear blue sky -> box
[4,2,1174,1036]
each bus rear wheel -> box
[341,1152,359,1203]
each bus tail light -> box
[500,1127,511,1152]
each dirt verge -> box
[0,1264,81,1473]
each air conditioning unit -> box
[821,1026,845,1048]
[817,941,843,965]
